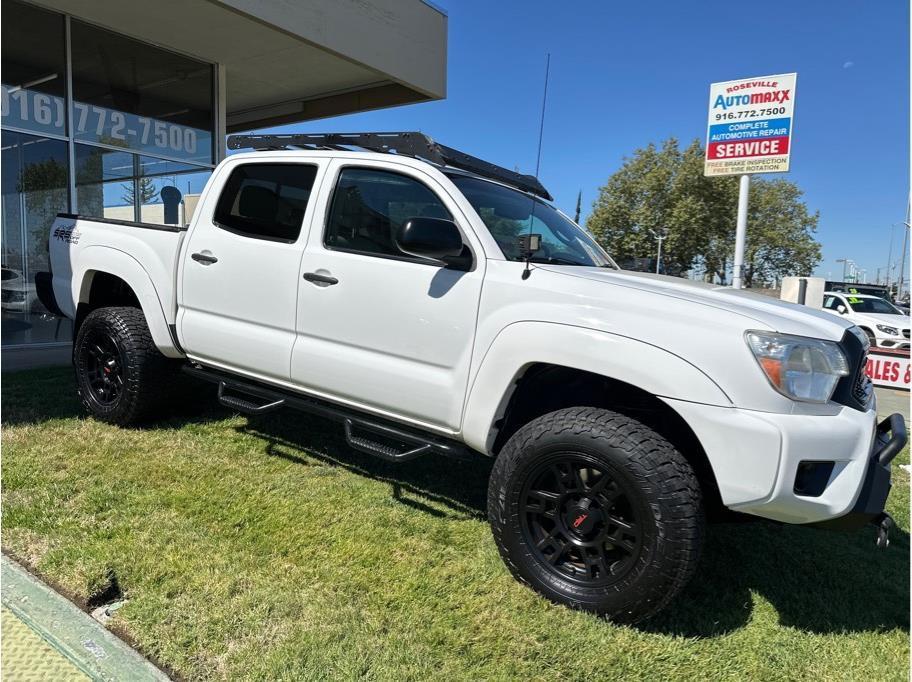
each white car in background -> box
[822,293,911,350]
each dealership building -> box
[1,0,447,354]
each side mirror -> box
[836,304,847,314]
[395,217,470,269]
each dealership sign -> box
[704,73,797,177]
[866,349,911,392]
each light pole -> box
[887,223,900,292]
[651,229,667,274]
[898,221,910,301]
[836,258,854,282]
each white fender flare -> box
[461,321,731,454]
[64,246,182,358]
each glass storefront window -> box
[1,0,217,347]
[1,1,67,137]
[138,156,211,226]
[75,146,212,226]
[1,130,72,344]
[74,144,136,220]
[71,20,214,165]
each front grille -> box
[904,329,910,339]
[852,352,872,405]
[832,328,871,411]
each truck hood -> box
[538,266,853,341]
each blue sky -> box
[261,0,909,284]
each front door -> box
[179,160,322,381]
[291,161,484,431]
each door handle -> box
[303,272,339,286]
[191,252,218,265]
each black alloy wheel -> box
[519,455,642,586]
[80,327,125,408]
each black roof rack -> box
[226,132,553,201]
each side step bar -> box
[184,365,474,462]
[218,381,285,414]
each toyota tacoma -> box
[41,132,906,623]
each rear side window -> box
[324,167,451,258]
[213,163,317,242]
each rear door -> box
[291,160,485,431]
[179,159,324,381]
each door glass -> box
[324,167,451,258]
[1,129,72,345]
[213,163,318,241]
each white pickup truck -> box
[43,132,905,623]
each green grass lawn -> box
[2,367,909,681]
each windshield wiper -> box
[528,256,587,266]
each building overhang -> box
[28,0,448,131]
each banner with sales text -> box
[704,73,797,177]
[866,349,911,392]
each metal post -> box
[886,224,897,293]
[898,221,909,301]
[732,174,750,289]
[64,16,76,213]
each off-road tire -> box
[74,306,176,425]
[488,407,704,623]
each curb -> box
[1,556,170,681]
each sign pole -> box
[732,174,750,289]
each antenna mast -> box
[535,53,551,178]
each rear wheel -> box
[74,306,176,425]
[488,407,704,623]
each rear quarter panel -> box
[49,215,185,356]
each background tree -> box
[121,176,158,207]
[586,137,820,285]
[574,189,582,224]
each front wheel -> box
[487,407,704,623]
[74,306,175,425]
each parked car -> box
[42,132,906,623]
[1,265,41,313]
[822,292,911,350]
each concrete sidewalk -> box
[874,387,910,421]
[1,557,169,681]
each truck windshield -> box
[448,174,616,268]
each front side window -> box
[325,167,452,258]
[448,174,616,268]
[213,164,317,242]
[822,295,839,310]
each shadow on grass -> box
[240,411,492,522]
[3,366,909,639]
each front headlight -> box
[876,324,899,336]
[745,331,850,403]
